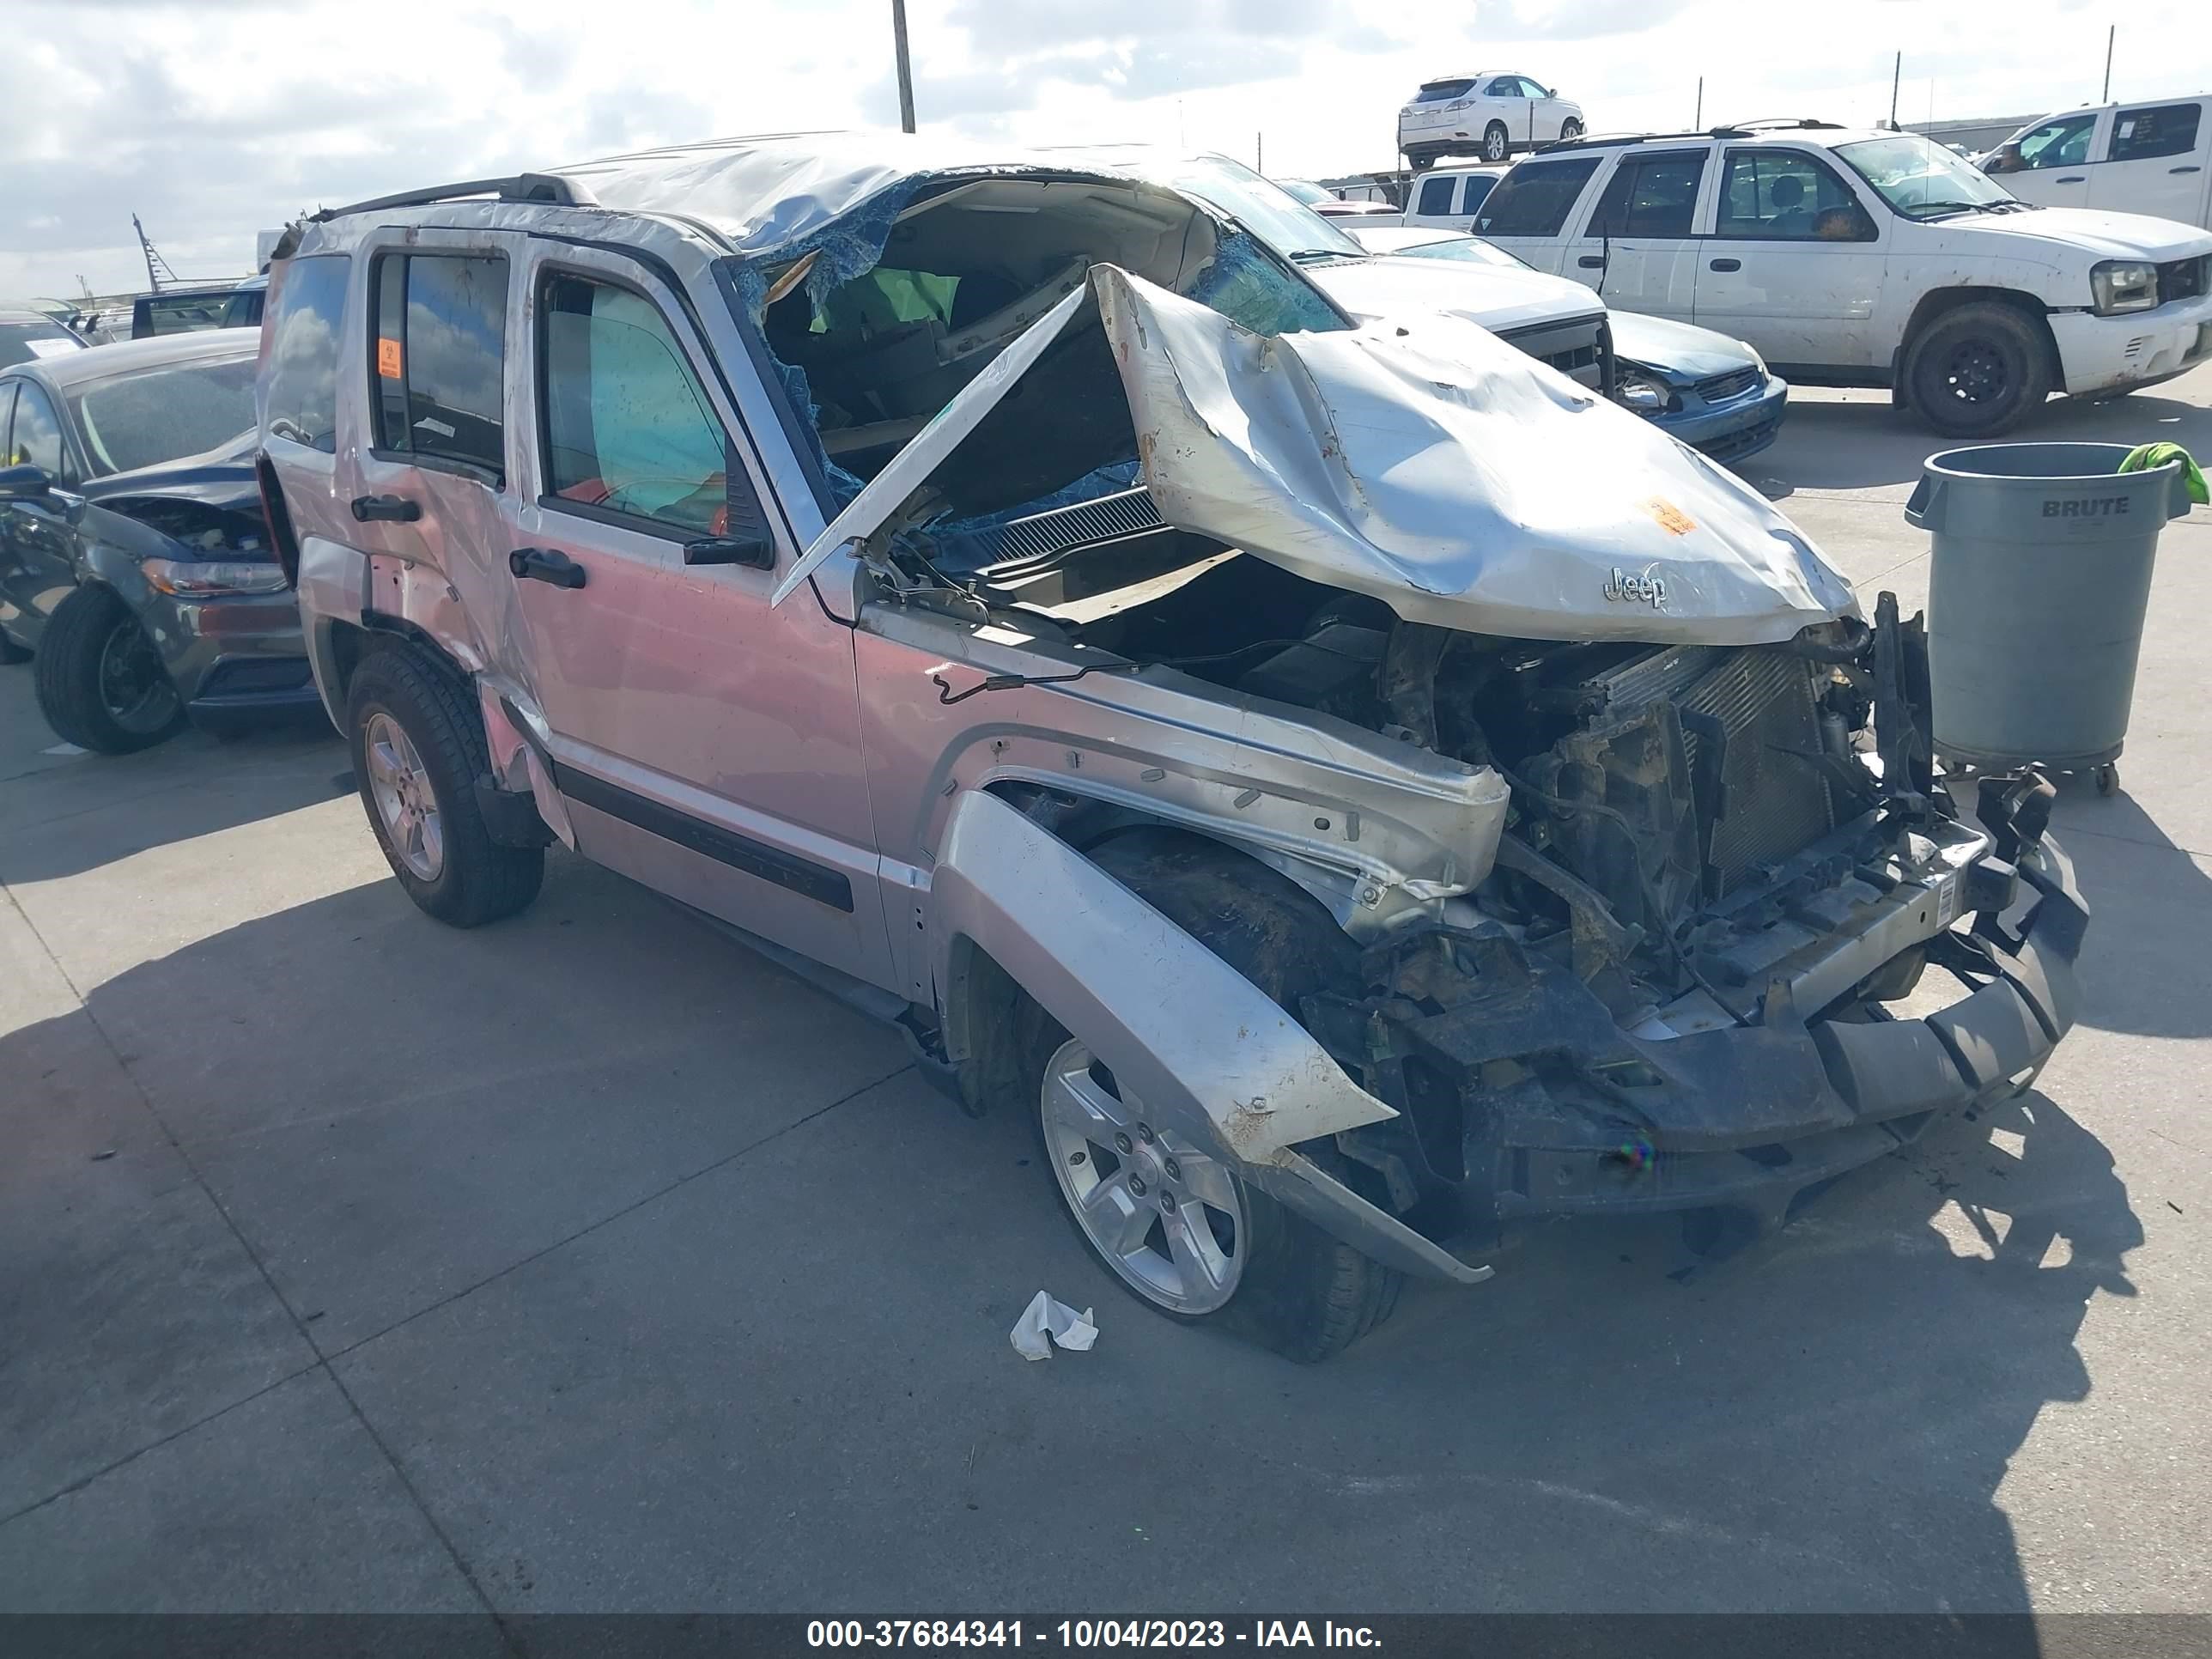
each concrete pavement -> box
[2,371,2209,1614]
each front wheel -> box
[1022,833,1401,1361]
[1559,118,1583,142]
[345,647,544,927]
[1905,301,2053,437]
[33,586,183,754]
[1482,121,1510,162]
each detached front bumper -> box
[1336,810,2086,1244]
[2049,291,2212,397]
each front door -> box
[1692,145,1887,368]
[1563,147,1710,321]
[506,241,890,988]
[2088,100,2209,224]
[1990,110,2101,210]
[0,379,86,640]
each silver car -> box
[261,138,2085,1359]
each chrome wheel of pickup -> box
[362,710,445,881]
[1039,1037,1246,1315]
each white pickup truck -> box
[1474,120,2212,434]
[1981,94,2212,228]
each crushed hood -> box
[778,266,1856,646]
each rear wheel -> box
[1022,832,1401,1362]
[345,646,543,927]
[33,586,183,754]
[1482,122,1510,162]
[1905,301,2052,438]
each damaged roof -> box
[547,131,1209,258]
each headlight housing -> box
[2091,260,2160,314]
[1615,370,1676,416]
[141,557,291,598]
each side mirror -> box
[684,534,775,570]
[0,464,54,502]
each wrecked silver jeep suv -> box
[260,138,2085,1359]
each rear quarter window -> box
[371,252,509,480]
[1474,156,1603,237]
[261,257,348,454]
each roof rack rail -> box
[1723,118,1846,132]
[311,173,588,223]
[1540,128,1723,150]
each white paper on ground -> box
[1009,1290,1098,1360]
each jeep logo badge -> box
[1603,566,1668,608]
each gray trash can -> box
[1904,441,2193,795]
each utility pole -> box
[1694,76,1703,129]
[2102,24,2115,102]
[1255,132,1263,173]
[1888,52,1901,129]
[890,0,915,133]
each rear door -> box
[1692,144,1887,368]
[1990,110,2102,209]
[2088,100,2209,225]
[1474,153,1608,275]
[1563,145,1710,319]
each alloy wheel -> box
[362,711,446,881]
[1039,1037,1246,1315]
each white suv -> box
[1473,120,2212,435]
[1398,73,1583,168]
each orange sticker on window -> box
[377,337,403,380]
[1644,497,1697,536]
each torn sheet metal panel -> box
[1090,265,1857,646]
[930,789,1398,1164]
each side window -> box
[1462,175,1499,216]
[0,386,15,460]
[539,271,763,545]
[7,381,68,479]
[1485,76,1520,97]
[262,256,348,454]
[1716,150,1873,240]
[2110,103,2203,162]
[1515,77,1549,99]
[1474,156,1602,237]
[1620,153,1705,236]
[372,252,508,480]
[1587,161,1634,236]
[1417,173,1457,216]
[2018,113,2096,170]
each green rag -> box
[2118,441,2209,504]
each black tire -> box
[1482,121,1510,162]
[1405,145,1441,173]
[1022,830,1402,1362]
[344,645,543,927]
[1905,301,2053,438]
[1559,118,1583,142]
[32,586,184,755]
[0,629,30,665]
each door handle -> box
[508,547,586,590]
[1577,254,1606,268]
[2172,165,2204,173]
[1709,257,1741,272]
[2056,175,2086,184]
[349,494,420,523]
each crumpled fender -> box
[930,790,1492,1285]
[932,789,1395,1163]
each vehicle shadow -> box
[1758,385,2212,495]
[2046,777,2212,1039]
[1341,1081,2142,1612]
[0,864,2145,1612]
[0,714,345,887]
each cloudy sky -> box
[6,0,2209,300]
